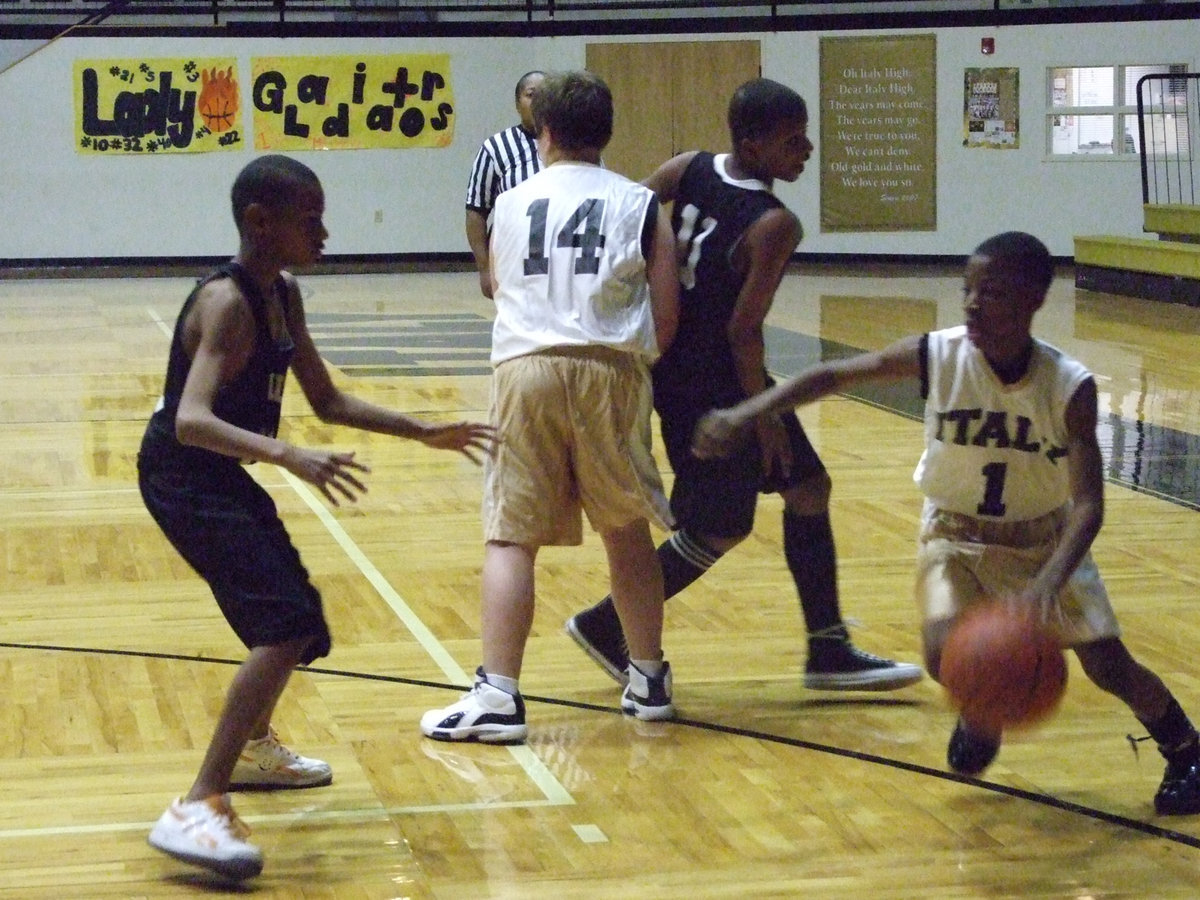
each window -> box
[1047,64,1187,157]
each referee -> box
[464,70,545,298]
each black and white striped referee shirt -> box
[464,124,541,216]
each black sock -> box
[783,510,844,637]
[1141,696,1200,764]
[658,529,723,600]
[586,529,723,626]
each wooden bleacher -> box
[1075,203,1200,306]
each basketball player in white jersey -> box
[692,231,1200,815]
[421,71,680,743]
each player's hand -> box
[755,413,792,481]
[478,270,495,300]
[418,420,498,465]
[692,409,749,459]
[1009,586,1064,632]
[284,448,370,507]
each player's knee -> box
[284,634,322,666]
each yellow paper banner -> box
[74,58,243,154]
[251,54,455,151]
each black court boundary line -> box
[3,640,1199,851]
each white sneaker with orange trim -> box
[229,727,333,790]
[148,794,263,881]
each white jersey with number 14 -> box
[489,161,658,366]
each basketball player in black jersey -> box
[138,155,494,879]
[567,78,922,693]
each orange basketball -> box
[939,602,1067,731]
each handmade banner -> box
[74,58,243,154]
[251,54,455,151]
[819,34,937,232]
[964,67,1019,149]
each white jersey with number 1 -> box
[914,325,1092,522]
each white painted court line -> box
[0,799,570,840]
[278,464,574,808]
[571,824,609,844]
[148,306,172,338]
[278,468,472,684]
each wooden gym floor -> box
[0,263,1197,898]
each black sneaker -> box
[566,599,629,685]
[1155,761,1200,815]
[804,627,923,691]
[621,661,675,721]
[947,718,1001,776]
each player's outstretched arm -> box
[691,334,924,459]
[173,278,372,506]
[283,274,498,465]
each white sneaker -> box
[229,726,333,790]
[420,667,528,743]
[148,794,263,881]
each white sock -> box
[630,658,663,678]
[485,673,519,695]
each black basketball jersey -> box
[141,262,295,471]
[653,151,785,405]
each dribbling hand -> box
[1012,585,1071,633]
